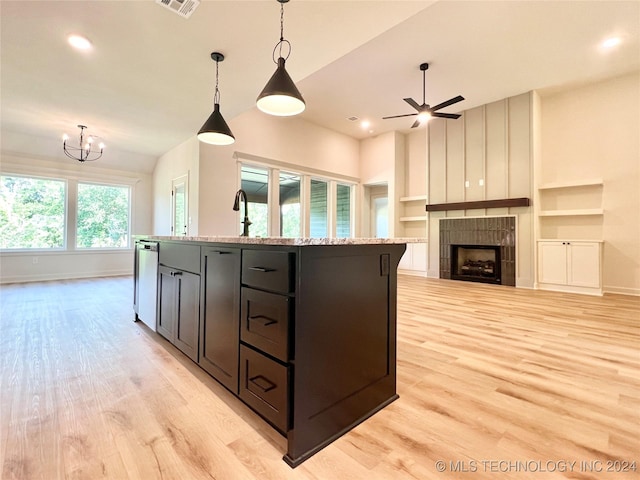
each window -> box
[0,174,133,251]
[0,175,66,249]
[310,179,328,238]
[336,184,352,238]
[77,182,130,248]
[240,165,268,238]
[238,161,355,239]
[279,172,300,237]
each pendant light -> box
[256,0,305,116]
[198,52,235,145]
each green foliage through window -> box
[77,183,130,248]
[0,175,65,249]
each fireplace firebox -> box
[451,245,501,285]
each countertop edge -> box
[133,236,425,246]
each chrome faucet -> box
[233,189,252,237]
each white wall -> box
[540,72,640,295]
[152,136,200,235]
[0,152,153,283]
[196,109,361,236]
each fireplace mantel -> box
[426,197,530,212]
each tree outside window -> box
[0,175,65,249]
[77,183,130,248]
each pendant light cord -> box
[273,0,291,62]
[214,58,220,104]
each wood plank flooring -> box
[1,275,638,479]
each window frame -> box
[0,173,68,251]
[0,170,135,253]
[237,158,357,239]
[75,180,132,250]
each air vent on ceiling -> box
[155,0,200,19]
[347,116,359,122]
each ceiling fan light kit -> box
[198,52,236,146]
[383,62,465,128]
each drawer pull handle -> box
[249,266,276,273]
[249,314,278,327]
[212,250,232,255]
[249,375,276,393]
[171,271,182,276]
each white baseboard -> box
[0,269,132,285]
[603,285,640,296]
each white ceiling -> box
[1,1,638,173]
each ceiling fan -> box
[383,63,464,128]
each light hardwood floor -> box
[1,275,638,479]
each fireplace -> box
[451,245,501,285]
[439,216,516,286]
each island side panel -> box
[286,243,405,466]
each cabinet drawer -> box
[242,250,294,294]
[241,288,289,362]
[239,345,289,432]
[159,242,201,274]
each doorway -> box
[171,174,188,236]
[364,184,388,238]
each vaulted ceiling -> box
[1,1,638,173]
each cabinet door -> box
[157,265,177,341]
[200,247,241,393]
[567,242,600,288]
[538,242,567,285]
[173,270,200,362]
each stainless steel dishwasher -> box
[136,240,159,331]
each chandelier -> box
[63,125,105,162]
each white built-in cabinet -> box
[398,242,428,274]
[537,240,603,295]
[535,178,604,295]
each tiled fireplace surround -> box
[439,216,516,287]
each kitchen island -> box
[133,236,407,467]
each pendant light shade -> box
[257,57,305,116]
[198,52,235,145]
[257,0,305,117]
[198,103,235,145]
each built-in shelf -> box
[400,216,427,222]
[400,195,428,202]
[538,208,604,217]
[538,179,603,190]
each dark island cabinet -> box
[157,265,200,362]
[157,242,201,362]
[199,246,241,393]
[136,238,406,468]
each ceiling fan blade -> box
[411,119,421,128]
[430,95,465,112]
[432,112,461,120]
[382,113,418,119]
[403,98,422,111]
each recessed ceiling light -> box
[67,34,92,50]
[361,120,370,129]
[601,36,622,49]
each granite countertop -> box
[134,236,426,246]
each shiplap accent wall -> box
[427,92,535,287]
